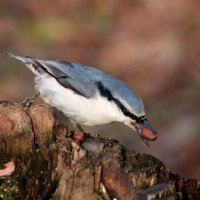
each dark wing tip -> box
[6,52,34,59]
[5,52,16,58]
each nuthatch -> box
[8,53,157,146]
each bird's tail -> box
[7,52,42,76]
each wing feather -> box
[34,59,96,98]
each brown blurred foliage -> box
[0,0,200,179]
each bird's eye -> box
[138,116,147,124]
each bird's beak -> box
[142,120,157,135]
[131,120,157,147]
[134,125,150,146]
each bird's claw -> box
[21,97,33,107]
[21,93,40,107]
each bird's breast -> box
[35,76,127,126]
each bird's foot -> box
[75,123,85,133]
[21,92,40,107]
[21,97,33,107]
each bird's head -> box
[121,96,157,146]
[95,79,157,146]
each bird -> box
[8,52,157,146]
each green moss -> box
[0,183,19,200]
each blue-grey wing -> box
[35,59,99,98]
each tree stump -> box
[0,101,199,200]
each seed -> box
[141,127,157,141]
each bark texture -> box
[0,101,199,200]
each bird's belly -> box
[35,76,125,126]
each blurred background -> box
[0,0,199,179]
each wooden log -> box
[0,101,56,155]
[0,101,199,200]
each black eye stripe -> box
[137,116,147,124]
[96,81,145,122]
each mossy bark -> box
[0,101,199,200]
